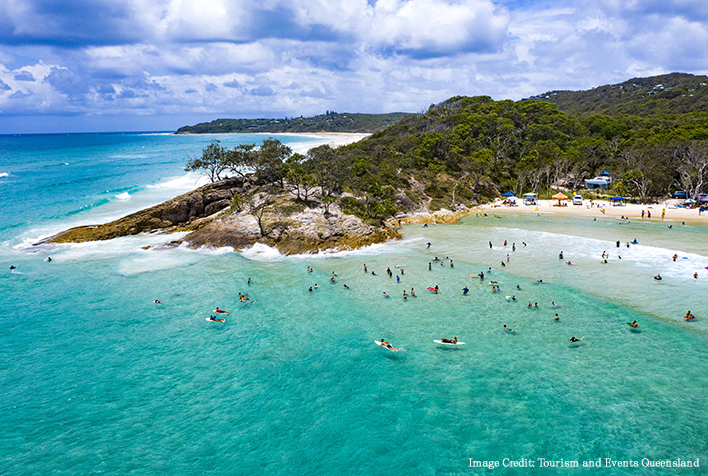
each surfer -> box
[239,294,250,302]
[209,315,218,321]
[441,336,458,344]
[628,320,638,327]
[654,274,662,281]
[479,271,484,279]
[511,295,516,301]
[434,285,439,293]
[46,256,52,262]
[568,337,584,342]
[215,307,229,313]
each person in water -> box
[426,242,431,248]
[553,313,559,320]
[402,290,407,300]
[534,302,539,308]
[309,287,313,292]
[46,256,52,262]
[480,271,484,279]
[330,276,336,282]
[654,274,662,280]
[429,263,432,271]
[569,336,583,342]
[434,285,439,292]
[383,291,389,298]
[685,311,695,319]
[364,264,367,272]
[567,261,574,265]
[559,251,564,259]
[511,295,516,301]
[629,320,638,327]
[153,300,164,304]
[343,284,350,289]
[209,315,218,321]
[504,325,515,332]
[314,284,319,289]
[693,272,698,279]
[462,286,469,295]
[516,284,520,290]
[450,260,454,268]
[247,277,252,285]
[396,275,400,282]
[371,271,377,275]
[10,265,16,270]
[411,288,416,297]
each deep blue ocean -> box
[1,133,707,475]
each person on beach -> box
[501,261,506,267]
[647,210,651,219]
[642,210,645,219]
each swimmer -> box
[551,301,556,306]
[429,263,432,271]
[153,300,164,304]
[403,290,407,299]
[331,271,338,277]
[364,264,367,272]
[383,292,389,298]
[628,320,638,328]
[247,277,252,285]
[343,284,350,289]
[314,284,319,289]
[309,287,313,292]
[511,295,516,301]
[462,286,469,295]
[673,254,678,262]
[667,225,672,229]
[535,279,543,283]
[567,261,574,265]
[559,251,564,259]
[371,271,377,275]
[10,265,16,270]
[46,256,52,262]
[654,274,662,281]
[685,311,695,320]
[568,337,584,342]
[396,275,400,282]
[426,242,431,248]
[528,302,532,308]
[553,313,559,320]
[516,285,520,290]
[330,276,336,283]
[504,325,516,333]
[411,288,416,297]
[534,302,539,308]
[694,272,698,279]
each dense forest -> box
[185,74,708,226]
[175,112,408,134]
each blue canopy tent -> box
[502,192,516,197]
[610,197,626,206]
[522,192,538,206]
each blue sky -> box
[1,0,707,133]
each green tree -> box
[184,140,229,182]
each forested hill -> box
[526,73,708,117]
[175,112,410,134]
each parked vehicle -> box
[572,195,583,205]
[673,190,687,199]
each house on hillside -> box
[585,171,612,191]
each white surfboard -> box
[374,340,399,351]
[206,317,225,322]
[433,340,465,346]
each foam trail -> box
[115,192,131,201]
[240,243,286,262]
[0,172,9,177]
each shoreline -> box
[478,199,708,224]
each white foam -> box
[115,192,131,201]
[146,172,208,190]
[0,172,8,177]
[240,243,286,262]
[291,237,412,260]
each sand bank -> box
[479,199,708,224]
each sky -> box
[0,0,707,133]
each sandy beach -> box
[479,198,708,224]
[257,132,370,148]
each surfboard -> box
[374,340,399,351]
[489,281,501,285]
[470,274,479,277]
[206,317,225,322]
[239,300,255,303]
[213,309,230,314]
[434,340,465,346]
[427,287,438,292]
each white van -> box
[572,195,583,205]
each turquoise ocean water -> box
[1,133,707,475]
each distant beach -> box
[480,198,707,224]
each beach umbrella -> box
[551,192,568,206]
[492,197,502,202]
[502,192,516,197]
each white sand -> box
[479,199,708,224]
